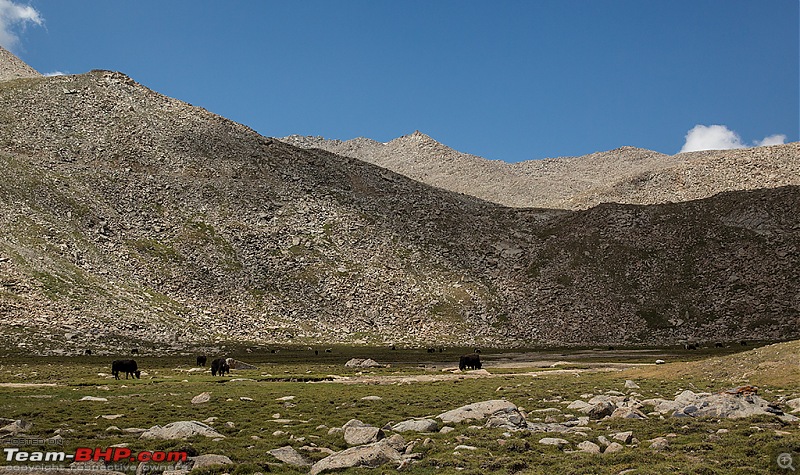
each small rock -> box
[624,380,640,389]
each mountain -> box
[0,54,798,354]
[282,133,800,209]
[0,46,41,81]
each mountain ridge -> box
[282,133,799,210]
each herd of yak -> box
[108,351,482,380]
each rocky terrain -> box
[0,46,41,81]
[0,53,799,353]
[282,132,800,209]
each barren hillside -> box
[283,132,800,209]
[0,58,798,354]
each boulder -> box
[309,436,404,475]
[391,419,439,433]
[567,400,592,411]
[437,400,518,424]
[577,441,601,454]
[649,437,670,451]
[610,407,648,419]
[268,446,312,466]
[344,425,384,446]
[648,390,792,419]
[624,380,640,389]
[190,455,233,469]
[612,431,633,444]
[454,444,478,451]
[191,392,211,404]
[604,442,624,453]
[587,401,615,420]
[342,419,383,445]
[485,407,527,429]
[538,437,569,449]
[0,419,32,434]
[140,421,225,440]
[344,358,383,368]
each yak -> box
[111,359,140,380]
[459,354,482,371]
[211,358,230,377]
[196,355,207,367]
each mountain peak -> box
[0,46,41,81]
[403,130,434,141]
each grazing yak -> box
[459,354,482,371]
[196,355,207,367]
[211,358,230,377]
[111,359,140,380]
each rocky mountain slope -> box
[0,46,41,81]
[282,133,800,209]
[0,59,798,354]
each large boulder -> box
[646,389,795,419]
[189,455,234,469]
[437,400,518,424]
[587,401,615,420]
[485,407,527,429]
[309,435,405,475]
[139,421,225,440]
[268,446,312,467]
[343,419,384,445]
[344,358,383,368]
[391,419,439,433]
[0,419,32,434]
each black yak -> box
[196,355,207,366]
[111,360,140,380]
[459,354,482,371]
[211,358,229,377]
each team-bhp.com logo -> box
[4,447,187,463]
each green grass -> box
[0,345,797,474]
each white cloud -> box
[680,124,787,153]
[754,134,787,147]
[43,70,65,76]
[0,0,42,51]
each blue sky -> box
[3,0,798,162]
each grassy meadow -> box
[0,344,798,474]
